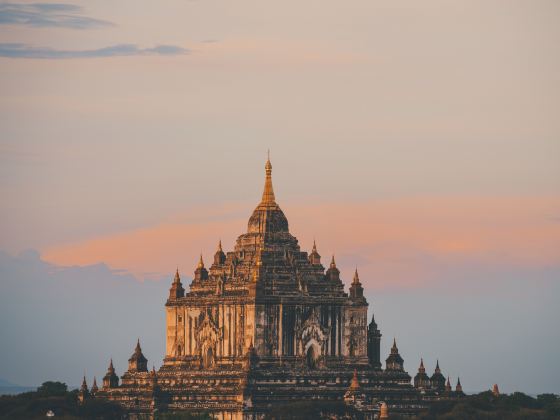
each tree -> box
[36,381,68,397]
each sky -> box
[0,0,559,394]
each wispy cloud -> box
[43,196,560,285]
[0,43,189,59]
[0,2,113,29]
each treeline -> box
[1,382,558,419]
[418,391,560,420]
[0,381,123,419]
[264,392,560,419]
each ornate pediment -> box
[297,308,330,353]
[194,311,221,355]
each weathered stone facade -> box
[91,158,463,418]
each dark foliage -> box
[156,412,213,419]
[36,381,68,397]
[265,400,363,419]
[0,382,124,419]
[417,391,560,420]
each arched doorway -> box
[203,347,214,369]
[306,344,318,369]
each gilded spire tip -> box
[261,154,275,204]
[197,253,204,269]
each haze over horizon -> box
[1,0,559,396]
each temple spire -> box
[214,240,226,265]
[349,369,360,391]
[309,239,321,265]
[445,376,452,391]
[353,268,360,284]
[91,377,98,394]
[456,377,463,392]
[197,254,205,269]
[369,312,378,330]
[169,267,185,299]
[261,154,276,204]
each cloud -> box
[0,43,189,59]
[0,2,113,29]
[42,195,560,287]
[2,249,560,393]
[0,249,167,387]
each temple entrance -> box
[306,344,319,369]
[203,347,214,369]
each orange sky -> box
[43,195,560,288]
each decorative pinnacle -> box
[353,268,360,284]
[197,254,205,269]
[261,153,276,204]
[174,268,180,282]
[349,369,360,390]
[391,338,398,353]
[312,239,317,253]
[330,255,336,268]
[218,239,222,252]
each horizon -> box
[1,0,559,400]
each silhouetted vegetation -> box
[155,412,213,419]
[0,381,124,419]
[265,400,363,419]
[1,384,559,419]
[417,391,560,419]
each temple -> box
[89,157,464,418]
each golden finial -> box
[330,255,336,268]
[379,402,389,419]
[218,239,222,252]
[312,239,317,253]
[348,369,360,391]
[197,253,204,269]
[261,152,275,204]
[353,268,360,284]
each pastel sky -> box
[1,1,559,394]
